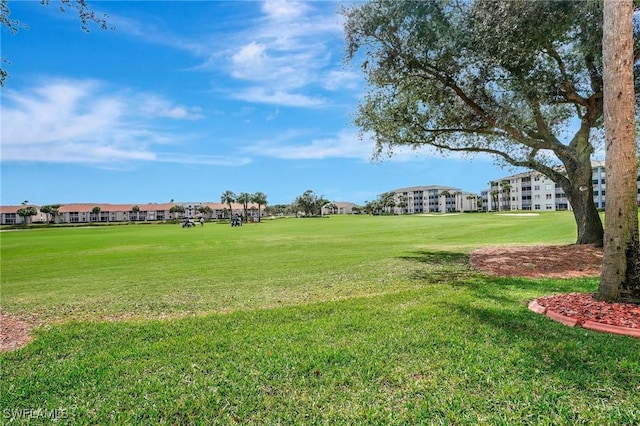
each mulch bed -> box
[535,292,640,329]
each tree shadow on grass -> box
[441,301,640,394]
[398,250,475,284]
[399,249,596,301]
[397,251,639,395]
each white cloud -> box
[323,70,362,91]
[223,1,346,106]
[231,87,325,107]
[0,79,230,166]
[241,128,473,163]
[262,0,310,21]
[243,129,375,160]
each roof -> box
[391,185,461,193]
[0,205,26,214]
[57,203,176,213]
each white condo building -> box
[389,185,478,214]
[481,160,612,212]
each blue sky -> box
[1,0,503,206]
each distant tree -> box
[397,195,408,214]
[1,0,113,86]
[221,190,236,219]
[169,204,185,219]
[378,192,396,214]
[197,205,213,219]
[294,190,328,217]
[490,190,500,212]
[251,192,268,222]
[363,199,382,215]
[40,204,61,223]
[439,190,451,213]
[131,205,140,221]
[91,206,101,222]
[236,192,251,222]
[500,181,512,211]
[266,204,290,216]
[466,195,477,212]
[324,202,338,215]
[16,206,37,224]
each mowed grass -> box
[2,212,639,424]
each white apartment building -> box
[0,202,257,225]
[389,185,478,214]
[480,160,621,212]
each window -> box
[545,184,553,190]
[546,194,552,199]
[4,213,16,224]
[534,204,541,210]
[534,185,540,190]
[546,204,553,210]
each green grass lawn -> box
[1,212,638,424]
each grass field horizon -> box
[2,212,639,424]
[2,212,577,322]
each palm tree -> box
[237,192,251,222]
[379,191,396,214]
[251,191,268,222]
[131,205,140,221]
[466,195,477,212]
[92,206,101,222]
[220,190,236,220]
[500,181,512,211]
[323,202,338,215]
[439,190,451,213]
[454,191,463,212]
[490,190,500,211]
[397,195,408,214]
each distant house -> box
[56,203,178,223]
[321,202,360,215]
[0,205,47,225]
[0,201,262,225]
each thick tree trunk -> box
[599,0,640,302]
[560,154,605,246]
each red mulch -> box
[535,292,640,329]
[470,244,639,332]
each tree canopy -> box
[294,190,328,217]
[343,0,640,245]
[1,0,112,86]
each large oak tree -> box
[343,0,640,246]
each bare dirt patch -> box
[1,315,33,353]
[469,244,603,279]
